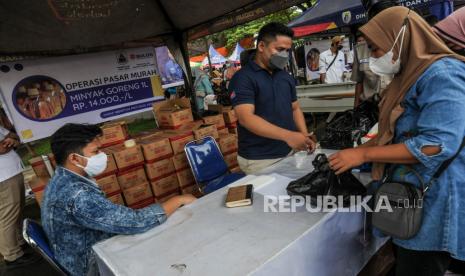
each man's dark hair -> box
[256,22,294,45]
[51,123,102,165]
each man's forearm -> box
[293,107,308,135]
[239,114,291,142]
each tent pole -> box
[204,38,213,77]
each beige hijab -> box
[360,6,465,180]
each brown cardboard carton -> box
[108,193,125,206]
[117,166,148,190]
[96,150,118,178]
[139,136,173,162]
[150,173,179,197]
[100,121,129,147]
[206,104,224,113]
[47,153,57,169]
[172,153,189,171]
[157,191,180,203]
[180,184,201,195]
[122,183,153,206]
[153,98,193,129]
[223,107,237,124]
[144,158,176,181]
[217,126,229,135]
[108,144,144,171]
[132,129,162,142]
[178,120,203,132]
[218,134,238,154]
[96,174,121,196]
[193,124,218,140]
[224,151,238,169]
[128,197,155,209]
[28,176,49,206]
[34,189,45,206]
[203,114,225,129]
[27,176,50,193]
[228,124,238,135]
[29,157,50,178]
[159,130,194,154]
[176,168,195,188]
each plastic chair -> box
[185,136,245,194]
[22,219,68,275]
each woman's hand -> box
[328,147,367,175]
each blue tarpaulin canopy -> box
[288,0,454,37]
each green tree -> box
[221,8,301,49]
[189,1,317,55]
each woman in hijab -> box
[328,6,465,275]
[193,68,214,114]
[433,7,465,56]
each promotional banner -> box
[155,46,185,88]
[0,47,165,142]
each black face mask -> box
[337,45,343,51]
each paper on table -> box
[227,174,276,191]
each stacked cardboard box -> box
[103,142,153,209]
[207,105,238,133]
[193,124,219,140]
[108,144,145,172]
[47,153,57,170]
[108,193,125,205]
[222,107,237,124]
[176,168,196,195]
[203,114,225,129]
[100,121,129,148]
[153,99,193,129]
[218,133,239,172]
[28,176,50,206]
[158,130,195,155]
[29,156,50,178]
[93,149,125,204]
[139,136,173,162]
[227,122,238,135]
[95,174,121,197]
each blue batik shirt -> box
[381,57,465,260]
[41,167,167,276]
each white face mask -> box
[369,24,407,76]
[75,152,108,178]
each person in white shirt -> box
[319,36,346,84]
[0,125,37,267]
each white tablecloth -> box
[93,150,387,276]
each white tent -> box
[201,45,227,66]
[228,43,245,62]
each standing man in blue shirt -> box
[41,124,196,275]
[229,22,315,174]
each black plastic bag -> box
[320,101,378,150]
[286,154,367,207]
